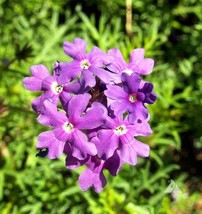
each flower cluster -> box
[23,38,157,192]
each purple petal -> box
[78,168,107,193]
[121,72,141,94]
[105,48,127,73]
[108,48,124,59]
[76,107,105,130]
[128,102,148,124]
[94,130,119,159]
[119,141,138,165]
[129,48,145,63]
[145,92,157,104]
[30,64,50,78]
[120,131,134,145]
[126,119,152,136]
[64,81,84,94]
[129,49,154,75]
[32,96,43,112]
[104,151,123,176]
[67,94,91,122]
[57,61,81,84]
[140,59,154,75]
[41,76,56,91]
[88,46,105,67]
[63,38,87,60]
[32,90,59,113]
[59,90,71,107]
[105,85,128,100]
[32,92,54,113]
[132,139,150,157]
[65,144,88,169]
[23,77,43,91]
[140,82,154,93]
[37,131,65,159]
[79,70,96,87]
[110,101,128,116]
[53,127,72,142]
[71,130,97,160]
[90,67,114,84]
[38,100,67,127]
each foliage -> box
[0,0,202,213]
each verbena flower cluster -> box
[23,38,157,192]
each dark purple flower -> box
[104,72,157,123]
[37,94,105,160]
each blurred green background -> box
[0,0,202,213]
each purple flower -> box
[23,64,80,112]
[105,72,157,123]
[91,113,151,164]
[105,48,154,83]
[58,38,114,87]
[23,38,157,193]
[66,152,123,193]
[23,64,50,91]
[37,94,105,160]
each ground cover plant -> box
[0,0,202,213]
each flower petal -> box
[94,130,119,159]
[105,85,128,100]
[90,67,114,84]
[110,101,128,116]
[128,101,148,124]
[121,72,141,94]
[71,130,97,160]
[63,38,87,60]
[68,94,91,122]
[132,139,150,157]
[79,70,96,87]
[57,61,81,84]
[38,100,67,127]
[129,48,145,63]
[23,77,43,91]
[78,168,107,193]
[65,144,88,169]
[37,131,65,159]
[30,64,50,78]
[119,141,137,165]
[104,151,123,176]
[140,59,154,75]
[88,46,105,67]
[77,107,105,130]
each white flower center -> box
[51,82,63,94]
[80,59,91,69]
[129,94,137,103]
[63,122,74,133]
[122,69,133,75]
[114,125,127,135]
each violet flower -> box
[58,38,114,87]
[105,72,157,123]
[105,48,154,83]
[91,113,151,164]
[37,94,105,160]
[23,64,81,112]
[23,38,157,193]
[65,151,123,193]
